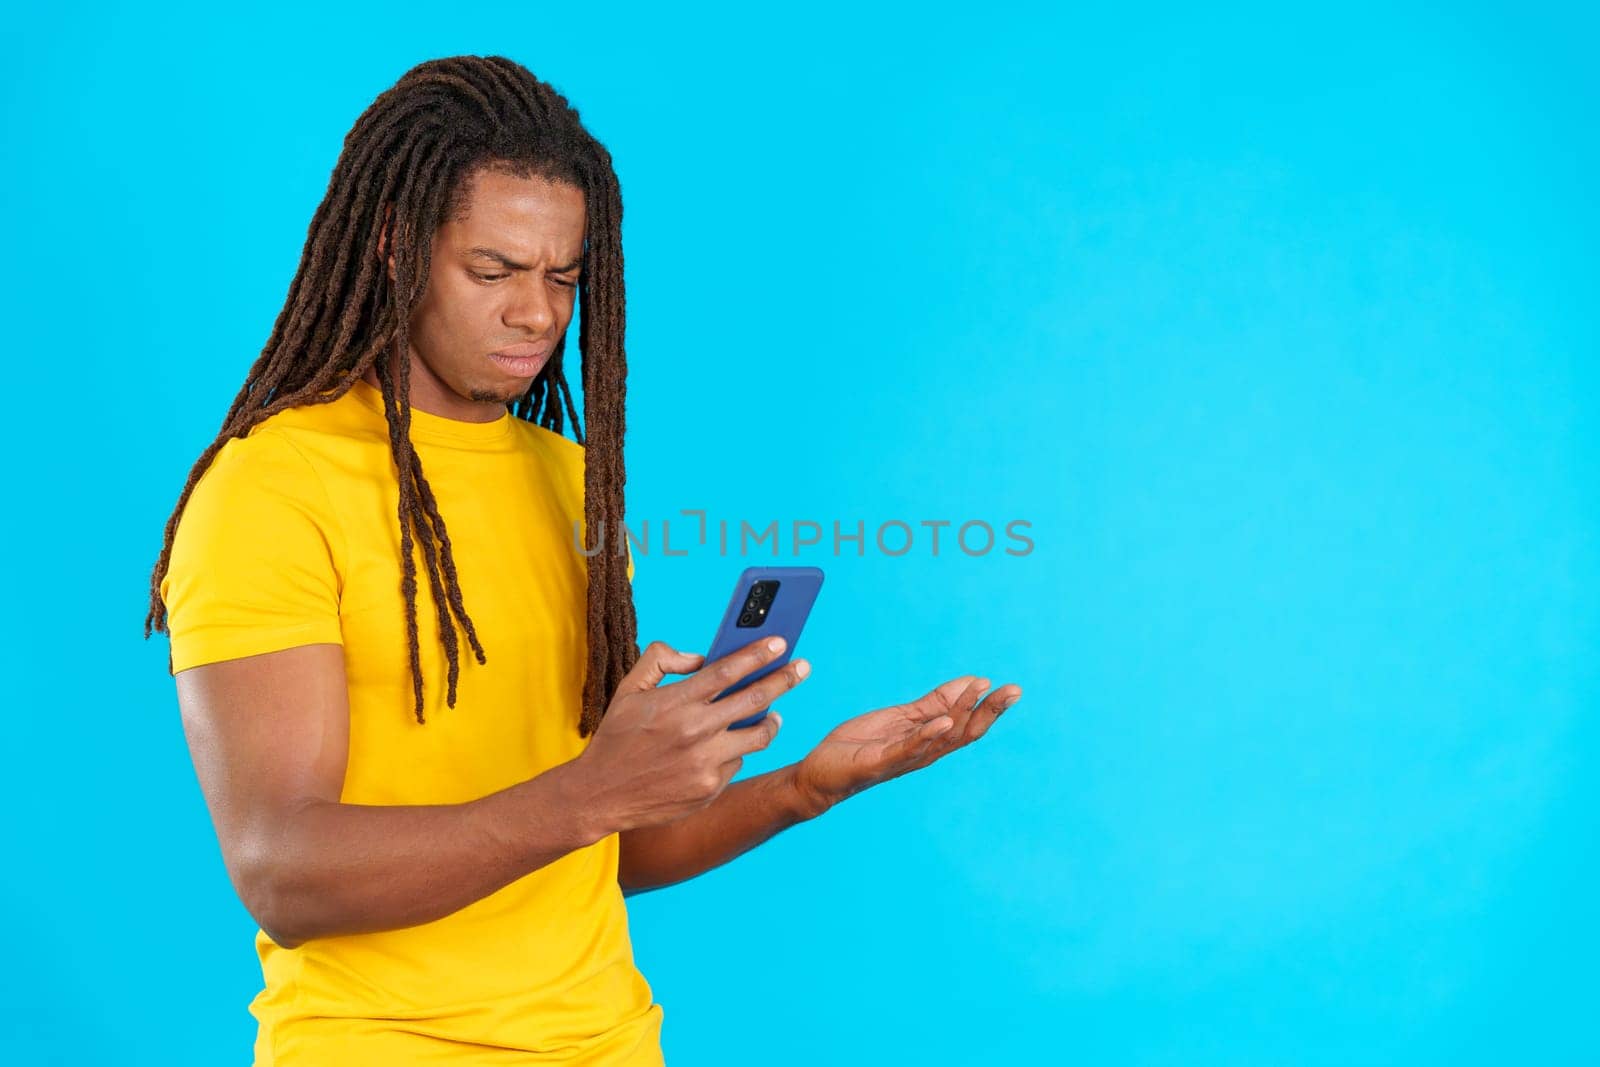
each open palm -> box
[793,675,1022,816]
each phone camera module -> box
[737,579,782,627]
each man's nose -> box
[502,278,556,333]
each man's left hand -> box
[790,676,1022,817]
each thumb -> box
[623,641,706,692]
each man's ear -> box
[376,203,397,283]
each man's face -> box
[366,166,588,422]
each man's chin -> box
[467,384,524,405]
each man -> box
[146,55,1021,1065]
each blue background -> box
[4,2,1595,1063]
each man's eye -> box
[472,272,509,282]
[554,278,578,289]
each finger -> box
[715,754,746,787]
[620,641,707,693]
[707,658,810,731]
[716,707,784,761]
[916,675,978,720]
[935,676,990,741]
[679,634,790,705]
[904,678,991,766]
[960,683,1022,745]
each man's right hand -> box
[572,636,810,834]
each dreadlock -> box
[143,55,637,736]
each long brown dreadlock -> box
[143,55,637,736]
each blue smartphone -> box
[705,566,825,729]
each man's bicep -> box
[175,643,350,881]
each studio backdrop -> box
[3,3,1595,1064]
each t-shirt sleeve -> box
[160,429,345,674]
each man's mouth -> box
[488,343,550,377]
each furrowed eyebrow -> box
[465,247,583,272]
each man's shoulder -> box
[202,422,318,485]
[177,428,339,546]
[207,398,395,497]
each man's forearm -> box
[248,758,606,948]
[617,763,826,895]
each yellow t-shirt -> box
[160,377,661,1066]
